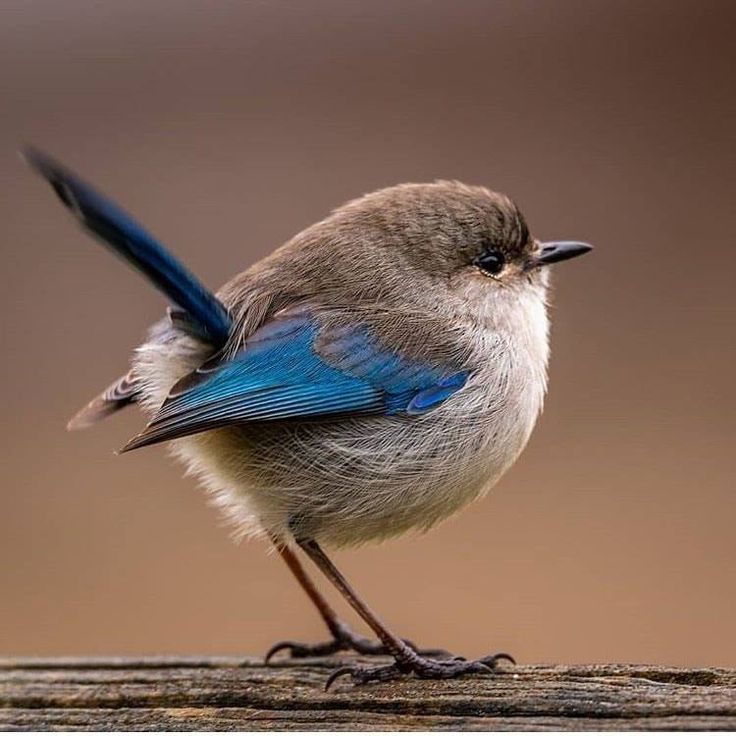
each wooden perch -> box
[1,656,735,730]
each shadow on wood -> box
[1,657,735,730]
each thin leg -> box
[298,539,404,654]
[271,535,343,638]
[265,534,447,662]
[299,538,514,689]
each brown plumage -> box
[27,150,592,687]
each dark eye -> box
[475,249,505,275]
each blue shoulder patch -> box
[405,372,468,415]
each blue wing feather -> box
[122,313,468,451]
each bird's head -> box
[317,181,592,314]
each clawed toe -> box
[265,638,346,663]
[326,663,402,690]
[265,623,452,663]
[478,651,516,668]
[324,650,514,689]
[264,633,382,664]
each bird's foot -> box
[265,620,450,663]
[325,649,515,690]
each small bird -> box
[24,148,592,688]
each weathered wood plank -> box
[1,657,735,731]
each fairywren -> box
[24,148,592,688]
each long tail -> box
[22,147,232,346]
[23,147,233,428]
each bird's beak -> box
[534,241,593,266]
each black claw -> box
[264,638,344,663]
[473,660,495,675]
[479,652,516,668]
[264,641,293,664]
[325,666,354,691]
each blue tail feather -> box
[23,147,232,347]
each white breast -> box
[131,286,550,548]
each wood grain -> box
[1,657,735,731]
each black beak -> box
[535,241,593,266]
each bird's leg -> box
[265,534,448,662]
[298,538,514,689]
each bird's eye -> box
[475,250,505,276]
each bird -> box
[23,148,592,688]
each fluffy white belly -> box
[133,319,547,548]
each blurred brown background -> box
[1,0,734,666]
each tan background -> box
[1,0,734,666]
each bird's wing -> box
[122,309,468,451]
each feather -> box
[122,312,467,451]
[67,370,139,430]
[22,147,232,347]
